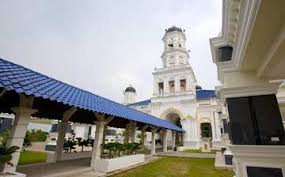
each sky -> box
[0,0,222,102]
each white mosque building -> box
[123,26,225,150]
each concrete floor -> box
[17,158,91,177]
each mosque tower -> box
[123,85,136,104]
[152,26,197,101]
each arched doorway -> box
[165,112,183,146]
[200,122,212,151]
[166,112,182,128]
[200,123,212,138]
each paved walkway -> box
[17,155,159,177]
[157,151,216,158]
[17,158,93,177]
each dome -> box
[165,26,183,33]
[125,86,136,93]
[195,85,202,91]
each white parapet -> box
[95,154,145,173]
[228,145,285,177]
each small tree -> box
[64,139,76,152]
[76,138,89,152]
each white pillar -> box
[163,130,167,152]
[175,78,180,93]
[54,121,68,161]
[151,129,156,155]
[141,125,148,146]
[164,80,169,94]
[125,122,135,143]
[130,122,137,143]
[172,131,176,149]
[3,107,36,173]
[90,120,106,168]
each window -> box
[180,79,186,91]
[169,81,175,93]
[168,43,174,47]
[51,138,56,141]
[106,129,116,136]
[178,44,182,47]
[158,82,164,94]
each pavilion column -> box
[125,121,136,143]
[141,125,148,147]
[3,95,36,173]
[54,108,77,162]
[151,128,157,155]
[54,121,68,161]
[4,107,36,173]
[91,114,113,169]
[124,122,131,143]
[130,122,137,143]
[162,130,168,152]
[172,131,176,150]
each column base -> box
[183,140,200,149]
[228,145,285,177]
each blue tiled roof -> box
[196,90,216,100]
[128,99,151,106]
[0,58,183,132]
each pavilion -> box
[0,58,183,173]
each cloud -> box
[0,0,222,102]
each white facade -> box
[126,27,224,150]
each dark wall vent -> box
[218,46,233,62]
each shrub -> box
[103,142,141,158]
[0,131,9,146]
[64,139,76,152]
[175,141,183,147]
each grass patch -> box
[183,148,220,154]
[112,157,234,177]
[18,150,47,165]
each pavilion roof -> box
[0,58,183,132]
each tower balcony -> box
[153,65,192,74]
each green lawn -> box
[18,150,47,165]
[113,157,233,177]
[183,148,220,154]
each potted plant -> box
[0,145,19,173]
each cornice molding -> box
[220,82,281,98]
[210,0,261,83]
[232,0,261,70]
